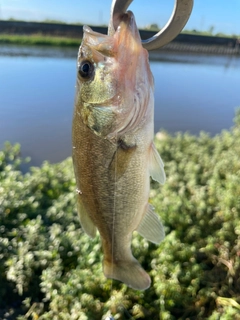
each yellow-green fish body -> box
[72,11,165,290]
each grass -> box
[0,27,238,48]
[0,33,81,47]
[182,29,239,38]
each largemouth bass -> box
[72,11,166,290]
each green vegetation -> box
[182,29,239,38]
[146,24,240,38]
[42,19,67,25]
[0,30,236,48]
[1,110,240,319]
[142,24,238,38]
[1,30,237,48]
[0,34,80,47]
[0,19,239,48]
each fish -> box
[72,10,166,291]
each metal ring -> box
[108,0,194,51]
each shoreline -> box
[0,20,239,55]
[0,34,81,47]
[1,33,239,56]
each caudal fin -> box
[103,257,151,290]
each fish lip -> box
[118,10,133,23]
[113,10,134,29]
[115,10,142,45]
[117,10,137,32]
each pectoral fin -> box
[136,204,165,244]
[77,197,96,238]
[149,143,166,184]
[109,138,136,179]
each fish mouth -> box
[118,11,138,34]
[80,10,142,58]
[115,11,142,49]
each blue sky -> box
[1,0,240,35]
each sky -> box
[1,0,240,35]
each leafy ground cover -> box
[0,110,240,319]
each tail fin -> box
[103,257,151,290]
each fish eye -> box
[78,60,94,79]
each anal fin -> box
[150,142,166,184]
[77,196,96,238]
[136,204,165,244]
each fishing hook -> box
[108,0,193,50]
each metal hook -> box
[108,0,193,51]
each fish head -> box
[76,11,154,138]
[76,26,117,105]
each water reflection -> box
[0,45,239,167]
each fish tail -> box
[103,257,151,290]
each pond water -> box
[0,45,239,167]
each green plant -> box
[0,34,81,47]
[0,109,239,319]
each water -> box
[0,45,239,167]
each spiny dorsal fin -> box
[149,142,166,184]
[136,204,165,244]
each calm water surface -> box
[0,45,239,167]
